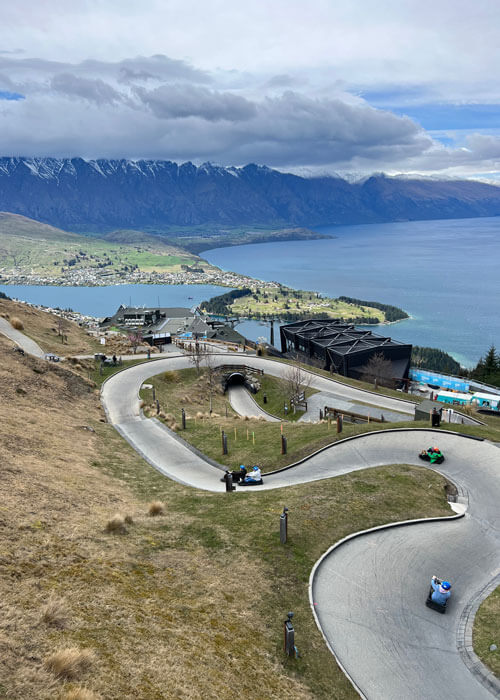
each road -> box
[98,353,500,698]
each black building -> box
[280,319,412,383]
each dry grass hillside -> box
[0,298,100,355]
[0,334,318,700]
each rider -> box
[430,575,451,605]
[244,465,262,483]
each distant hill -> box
[0,158,499,232]
[0,211,204,279]
[0,211,80,241]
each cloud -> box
[51,73,122,105]
[0,49,498,178]
[134,84,257,122]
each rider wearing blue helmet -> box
[430,575,452,605]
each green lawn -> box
[252,374,318,422]
[474,586,500,678]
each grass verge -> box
[141,368,500,472]
[473,586,500,678]
[251,374,317,422]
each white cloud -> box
[0,1,499,176]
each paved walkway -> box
[101,354,500,699]
[0,316,45,358]
[299,389,410,423]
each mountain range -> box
[0,157,499,232]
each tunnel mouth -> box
[225,372,246,389]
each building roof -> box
[281,318,411,356]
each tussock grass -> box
[105,514,127,534]
[44,647,95,680]
[148,501,165,516]
[41,594,69,629]
[10,316,24,330]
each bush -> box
[44,647,95,680]
[148,501,165,516]
[10,316,24,330]
[105,514,126,534]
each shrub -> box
[105,514,126,534]
[148,501,165,516]
[163,371,177,382]
[123,514,134,525]
[196,411,204,419]
[170,422,180,431]
[44,647,95,680]
[41,594,69,628]
[164,412,175,421]
[10,317,24,330]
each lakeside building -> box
[100,304,248,348]
[280,319,412,384]
[100,305,210,346]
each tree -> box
[128,329,143,354]
[203,348,219,413]
[56,315,69,344]
[360,352,394,389]
[189,337,208,374]
[282,355,312,403]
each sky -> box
[0,0,499,179]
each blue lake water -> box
[204,217,500,367]
[0,283,230,319]
[2,217,499,366]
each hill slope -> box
[0,211,206,281]
[0,158,499,231]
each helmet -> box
[239,465,245,469]
[441,581,451,590]
[253,466,259,471]
[433,447,440,452]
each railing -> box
[324,405,384,423]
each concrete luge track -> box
[101,354,500,699]
[228,383,281,422]
[0,316,45,358]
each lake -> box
[0,283,230,319]
[204,216,500,367]
[2,217,498,366]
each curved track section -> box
[0,316,45,358]
[101,354,500,698]
[228,384,280,422]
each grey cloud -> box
[265,74,303,89]
[0,54,210,85]
[135,84,257,122]
[51,73,123,105]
